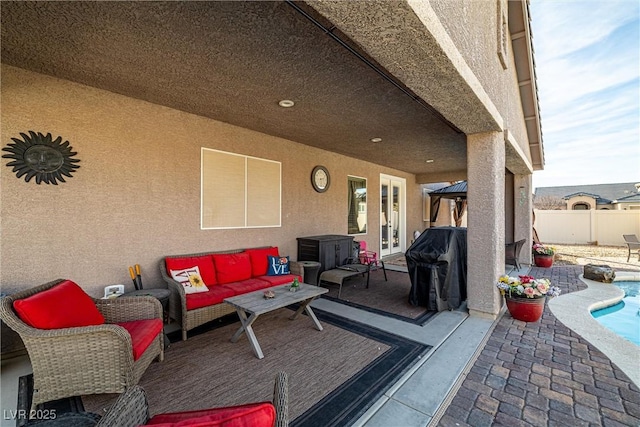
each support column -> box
[514,174,533,266]
[467,131,505,319]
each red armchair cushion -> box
[245,247,279,277]
[185,287,237,311]
[212,253,252,285]
[166,256,218,286]
[13,280,105,329]
[115,319,163,361]
[144,402,276,427]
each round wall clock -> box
[311,165,330,193]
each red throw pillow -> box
[166,255,218,286]
[212,253,252,285]
[245,247,279,277]
[13,280,105,329]
[145,402,276,427]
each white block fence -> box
[534,210,640,246]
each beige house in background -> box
[1,1,543,319]
[535,182,640,210]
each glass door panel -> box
[381,175,404,257]
[381,182,389,252]
[392,183,400,250]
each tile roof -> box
[615,193,640,202]
[561,192,612,205]
[535,182,639,203]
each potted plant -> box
[289,277,300,292]
[496,275,561,322]
[532,243,556,267]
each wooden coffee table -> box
[224,283,328,359]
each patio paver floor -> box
[437,266,640,427]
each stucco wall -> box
[1,66,423,297]
[430,0,530,161]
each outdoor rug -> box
[322,269,437,325]
[82,308,430,427]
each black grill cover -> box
[405,226,467,311]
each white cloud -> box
[530,0,640,189]
[531,0,638,59]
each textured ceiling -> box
[1,1,467,176]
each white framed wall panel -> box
[201,148,281,229]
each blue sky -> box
[528,0,640,190]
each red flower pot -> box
[505,295,545,322]
[534,254,554,268]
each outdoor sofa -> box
[161,246,304,341]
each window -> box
[201,148,281,229]
[348,176,367,234]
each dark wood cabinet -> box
[297,235,354,273]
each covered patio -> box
[2,0,540,317]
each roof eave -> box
[511,1,544,171]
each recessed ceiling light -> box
[426,159,434,163]
[370,137,382,143]
[278,100,295,108]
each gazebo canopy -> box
[428,181,467,224]
[430,181,467,199]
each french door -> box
[380,175,405,257]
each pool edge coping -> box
[548,273,640,388]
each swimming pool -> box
[591,281,640,346]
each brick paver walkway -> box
[438,266,640,427]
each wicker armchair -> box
[505,239,526,270]
[0,279,164,407]
[96,371,289,427]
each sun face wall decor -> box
[2,131,81,185]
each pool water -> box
[591,281,640,346]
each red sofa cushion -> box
[13,280,105,329]
[185,287,237,311]
[166,255,218,286]
[219,279,273,296]
[245,247,279,277]
[212,253,252,285]
[115,319,163,361]
[256,274,302,286]
[144,402,276,427]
